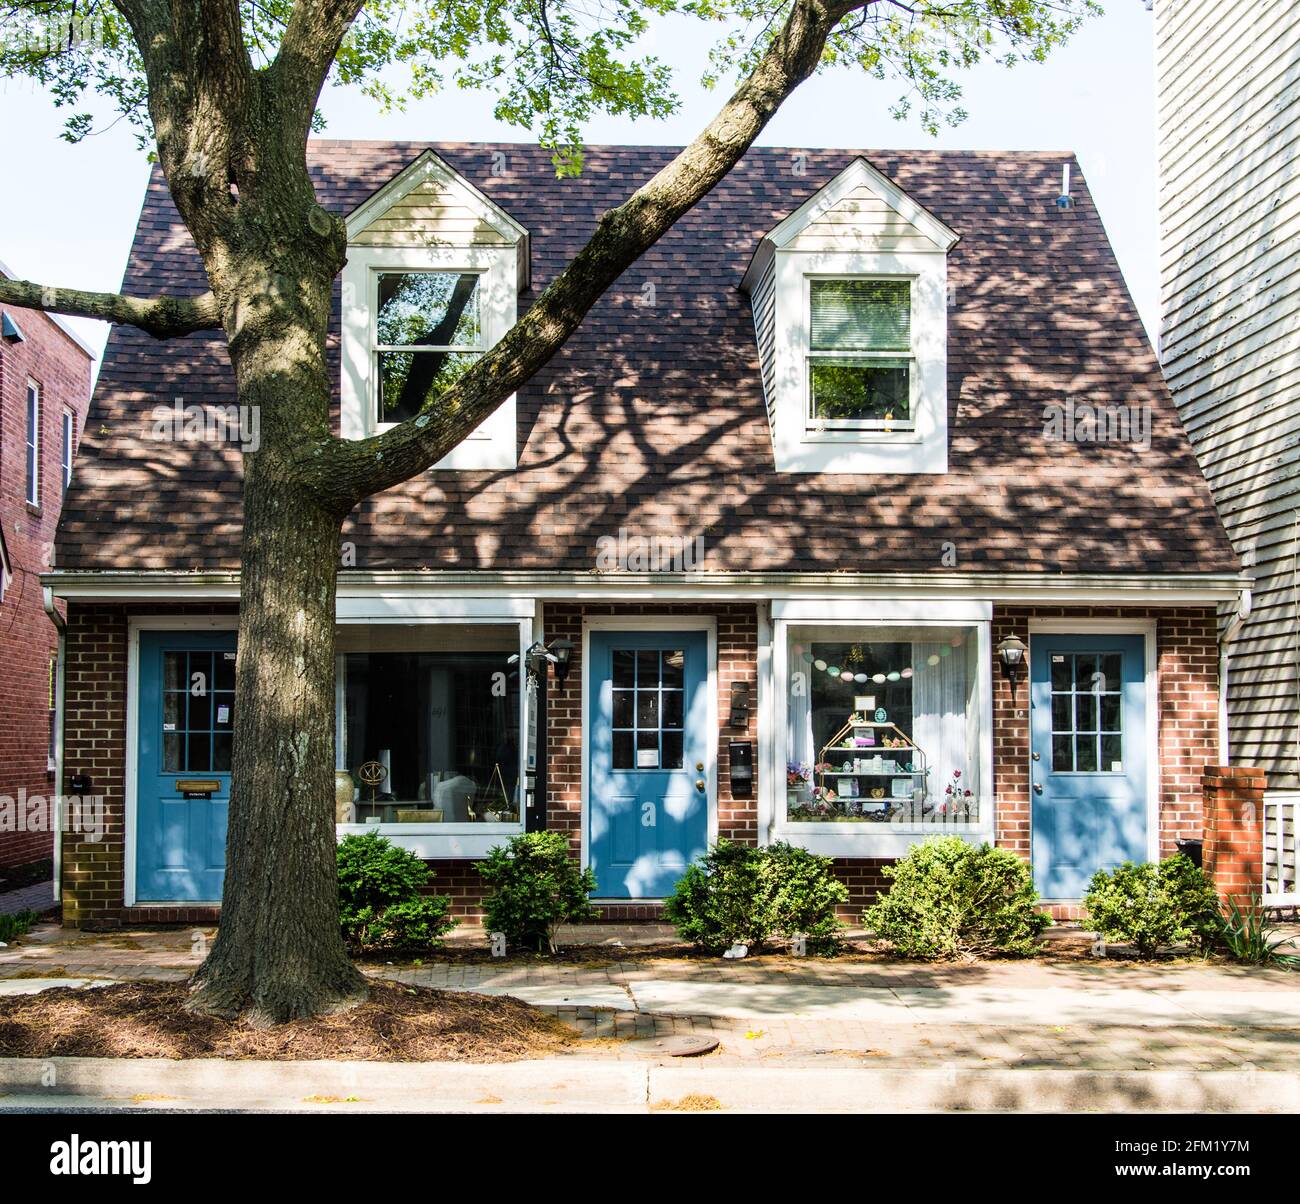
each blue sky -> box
[0,2,1157,361]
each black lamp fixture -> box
[997,634,1028,693]
[548,636,574,687]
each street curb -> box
[3,1058,1299,1112]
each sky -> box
[0,2,1158,363]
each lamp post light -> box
[996,634,1028,696]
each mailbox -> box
[728,740,753,797]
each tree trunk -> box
[187,404,367,1023]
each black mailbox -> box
[728,740,753,797]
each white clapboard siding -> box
[1157,0,1300,789]
[785,184,936,253]
[350,178,511,247]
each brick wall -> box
[1202,765,1265,904]
[0,301,92,872]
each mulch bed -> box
[0,980,577,1062]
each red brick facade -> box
[0,299,92,872]
[57,598,1223,926]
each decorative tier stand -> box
[812,716,929,822]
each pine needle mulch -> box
[0,979,577,1062]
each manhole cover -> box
[627,1035,719,1058]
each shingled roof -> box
[54,141,1237,577]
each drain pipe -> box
[42,586,66,906]
[1219,584,1253,765]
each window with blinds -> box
[808,278,913,427]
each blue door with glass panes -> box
[135,631,236,902]
[1029,634,1148,899]
[587,631,709,898]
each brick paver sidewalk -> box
[4,921,1299,1073]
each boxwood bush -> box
[476,831,598,952]
[336,830,456,954]
[863,836,1049,960]
[664,840,848,955]
[1083,854,1220,958]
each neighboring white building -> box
[1156,0,1300,896]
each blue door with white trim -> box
[1029,634,1148,899]
[587,630,709,898]
[136,631,236,902]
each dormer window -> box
[339,151,529,470]
[742,157,959,475]
[809,278,914,431]
[375,271,483,426]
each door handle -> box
[1033,783,1043,795]
[695,779,706,792]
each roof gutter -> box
[1218,583,1253,766]
[42,586,66,907]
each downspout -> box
[1218,584,1252,766]
[42,586,66,905]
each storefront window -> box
[335,624,523,826]
[785,624,981,824]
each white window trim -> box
[340,246,519,471]
[806,275,918,434]
[61,409,75,491]
[769,610,994,857]
[333,613,532,858]
[25,379,40,505]
[772,249,949,473]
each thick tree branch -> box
[310,0,869,506]
[271,0,368,141]
[0,276,221,338]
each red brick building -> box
[0,260,94,877]
[45,144,1247,926]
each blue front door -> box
[1030,633,1148,899]
[587,630,709,898]
[136,631,236,902]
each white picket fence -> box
[1263,794,1300,909]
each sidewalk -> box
[3,922,1300,1110]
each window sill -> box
[771,822,992,859]
[335,822,523,860]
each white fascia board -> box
[42,569,1250,606]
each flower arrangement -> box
[939,769,974,816]
[786,761,812,789]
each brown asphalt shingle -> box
[54,141,1238,577]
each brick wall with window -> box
[0,300,92,874]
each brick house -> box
[0,260,94,879]
[46,143,1246,927]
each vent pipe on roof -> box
[1055,163,1074,211]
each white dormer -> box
[741,158,959,474]
[340,151,529,469]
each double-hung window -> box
[808,278,914,429]
[374,271,483,426]
[24,381,39,505]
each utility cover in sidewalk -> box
[626,1035,719,1058]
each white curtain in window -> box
[912,640,974,799]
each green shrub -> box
[1220,894,1300,967]
[0,910,37,943]
[476,831,597,952]
[336,831,456,954]
[664,840,848,955]
[863,836,1049,960]
[1083,854,1220,958]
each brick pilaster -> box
[1202,765,1265,904]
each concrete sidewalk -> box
[2,922,1300,1110]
